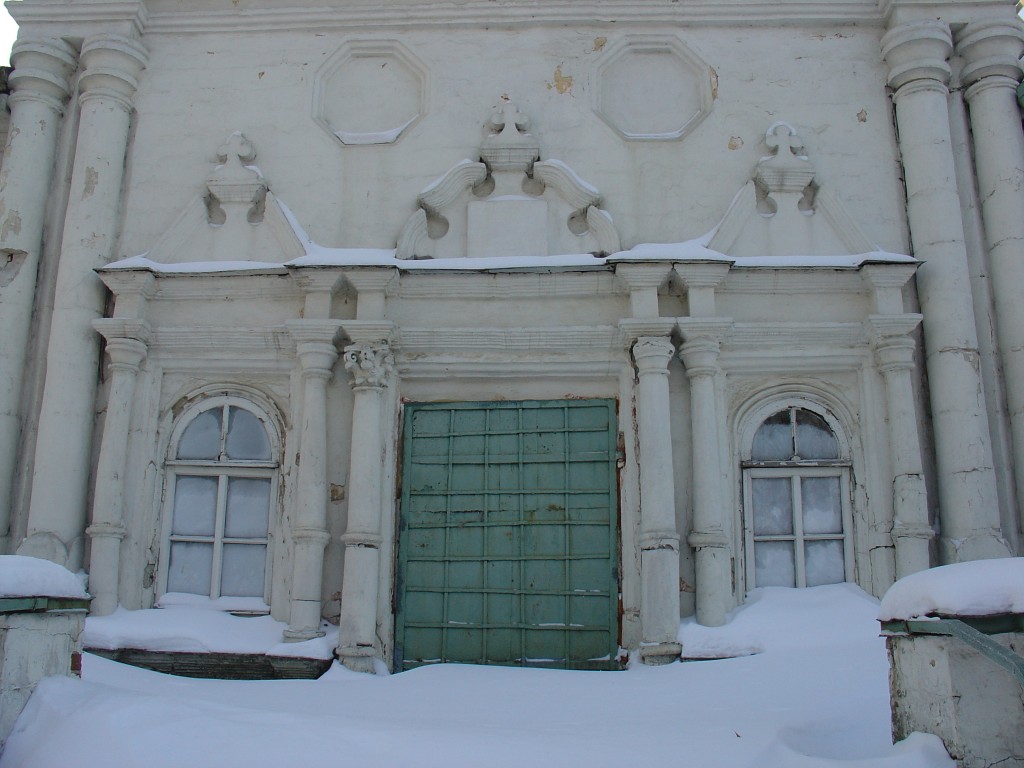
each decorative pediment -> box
[139,132,304,265]
[397,98,620,259]
[708,122,875,258]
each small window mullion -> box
[791,475,806,588]
[210,473,229,599]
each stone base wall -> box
[888,632,1024,767]
[0,610,85,748]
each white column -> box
[87,320,148,616]
[632,336,682,664]
[337,341,394,673]
[0,38,77,552]
[283,321,341,641]
[678,321,732,627]
[19,35,147,569]
[868,316,933,577]
[957,20,1024,537]
[881,21,1009,562]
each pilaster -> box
[867,315,932,577]
[616,263,673,318]
[632,336,682,664]
[336,338,395,672]
[283,320,343,641]
[677,318,733,627]
[87,319,149,616]
[20,35,148,569]
[0,37,77,553]
[881,20,1009,562]
[957,19,1024,540]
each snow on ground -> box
[878,557,1024,621]
[1,583,955,768]
[0,555,88,599]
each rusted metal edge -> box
[881,617,1024,690]
[0,596,91,614]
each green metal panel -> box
[396,400,621,671]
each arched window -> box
[742,406,853,589]
[160,398,279,609]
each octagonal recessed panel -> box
[594,36,712,142]
[314,40,427,145]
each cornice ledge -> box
[618,318,676,344]
[398,325,620,353]
[140,1,885,35]
[338,320,396,345]
[728,321,866,345]
[11,1,148,36]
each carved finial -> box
[488,94,530,135]
[755,121,816,198]
[480,96,540,173]
[205,131,268,226]
[216,131,257,166]
[764,122,804,159]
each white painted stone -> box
[0,0,1019,674]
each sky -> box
[0,6,14,67]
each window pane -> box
[220,543,266,597]
[751,410,793,461]
[754,541,795,587]
[167,542,213,595]
[225,407,271,461]
[802,476,843,534]
[752,477,793,535]
[177,408,222,460]
[795,409,839,460]
[805,540,845,586]
[225,478,271,538]
[171,476,218,536]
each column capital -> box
[867,314,922,372]
[287,319,344,378]
[882,20,953,92]
[93,318,150,371]
[7,37,77,111]
[632,336,675,375]
[957,20,1024,93]
[78,35,148,110]
[343,341,394,388]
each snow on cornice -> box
[103,195,915,275]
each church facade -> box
[0,0,1021,672]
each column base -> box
[639,642,682,666]
[938,531,1011,563]
[16,531,72,567]
[282,627,326,642]
[337,644,378,674]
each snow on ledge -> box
[84,605,337,660]
[878,558,1024,621]
[0,555,89,600]
[104,247,914,276]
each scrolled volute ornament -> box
[343,342,395,388]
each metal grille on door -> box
[396,400,621,671]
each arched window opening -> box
[161,400,278,608]
[743,406,852,589]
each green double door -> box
[396,400,620,671]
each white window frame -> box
[158,396,280,610]
[741,405,854,589]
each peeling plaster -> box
[1,211,22,240]
[83,167,99,199]
[547,65,573,95]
